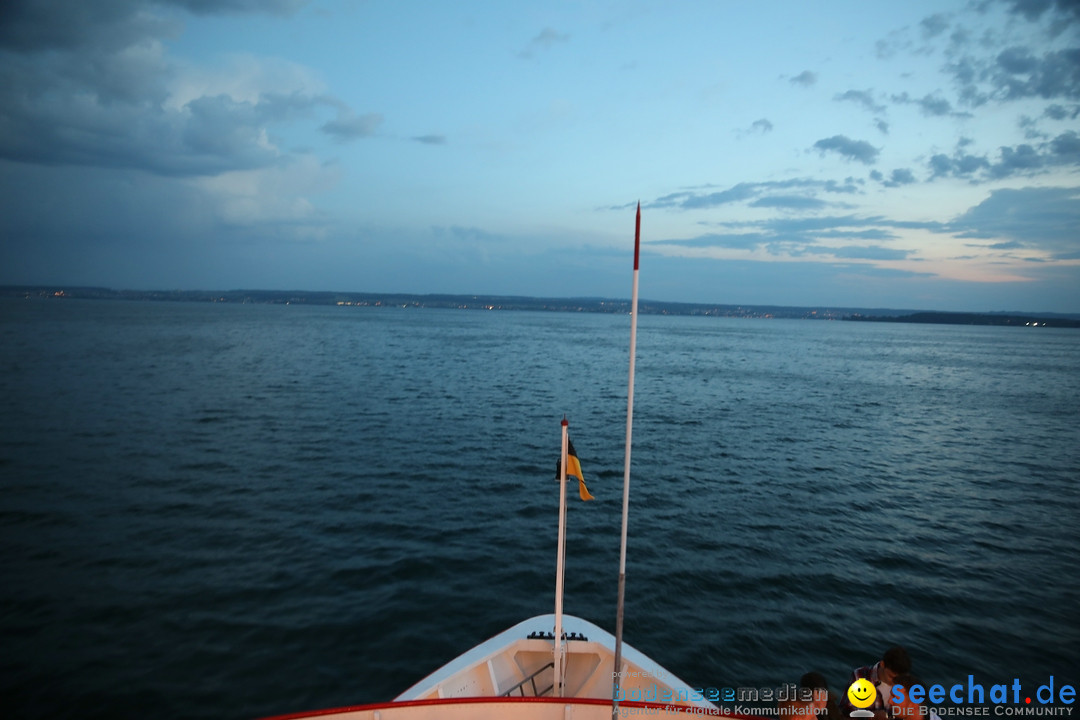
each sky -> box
[1,0,1079,313]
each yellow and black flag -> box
[556,437,594,501]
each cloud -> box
[651,183,759,209]
[647,178,861,211]
[920,13,951,39]
[518,27,569,59]
[883,2,1080,112]
[1044,103,1080,119]
[0,0,175,53]
[991,143,1044,177]
[321,112,383,142]
[650,233,768,251]
[750,118,774,133]
[1050,129,1080,156]
[871,168,918,187]
[790,70,817,86]
[0,86,286,175]
[947,44,1080,107]
[649,214,933,264]
[807,245,914,261]
[929,131,1080,180]
[0,0,306,53]
[813,135,880,165]
[1001,0,1080,25]
[875,36,902,60]
[0,0,372,175]
[993,47,1080,101]
[750,195,828,210]
[0,59,350,175]
[652,234,914,265]
[948,186,1080,259]
[172,0,309,15]
[834,89,887,114]
[929,143,992,179]
[890,92,971,118]
[412,134,447,145]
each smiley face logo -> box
[847,678,877,709]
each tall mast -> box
[612,202,640,717]
[553,417,570,697]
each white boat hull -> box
[263,614,721,719]
[267,697,722,719]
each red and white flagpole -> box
[554,416,570,697]
[612,202,640,716]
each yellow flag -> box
[562,437,594,501]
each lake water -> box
[1,299,1078,719]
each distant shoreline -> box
[3,285,1078,327]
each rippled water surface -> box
[2,299,1078,719]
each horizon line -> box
[3,284,1079,320]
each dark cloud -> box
[641,187,1079,289]
[412,134,447,145]
[929,0,1080,108]
[1043,103,1080,119]
[921,95,957,116]
[891,91,970,118]
[813,135,880,165]
[0,90,271,175]
[928,129,1080,180]
[1019,113,1047,139]
[790,70,817,86]
[647,178,860,211]
[652,183,758,209]
[0,0,174,52]
[993,47,1080,100]
[644,216,949,280]
[1001,0,1080,25]
[651,215,916,264]
[0,60,346,175]
[921,13,951,39]
[658,215,932,248]
[0,0,373,175]
[834,89,887,114]
[928,152,989,179]
[751,118,774,133]
[321,112,383,142]
[949,186,1080,259]
[172,0,309,15]
[0,0,305,52]
[871,168,918,187]
[518,27,569,59]
[991,143,1044,177]
[875,30,909,60]
[1050,129,1080,156]
[946,45,1080,107]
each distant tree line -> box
[3,286,1077,325]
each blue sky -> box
[1,0,1078,312]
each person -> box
[805,672,840,720]
[841,646,912,720]
[779,672,837,720]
